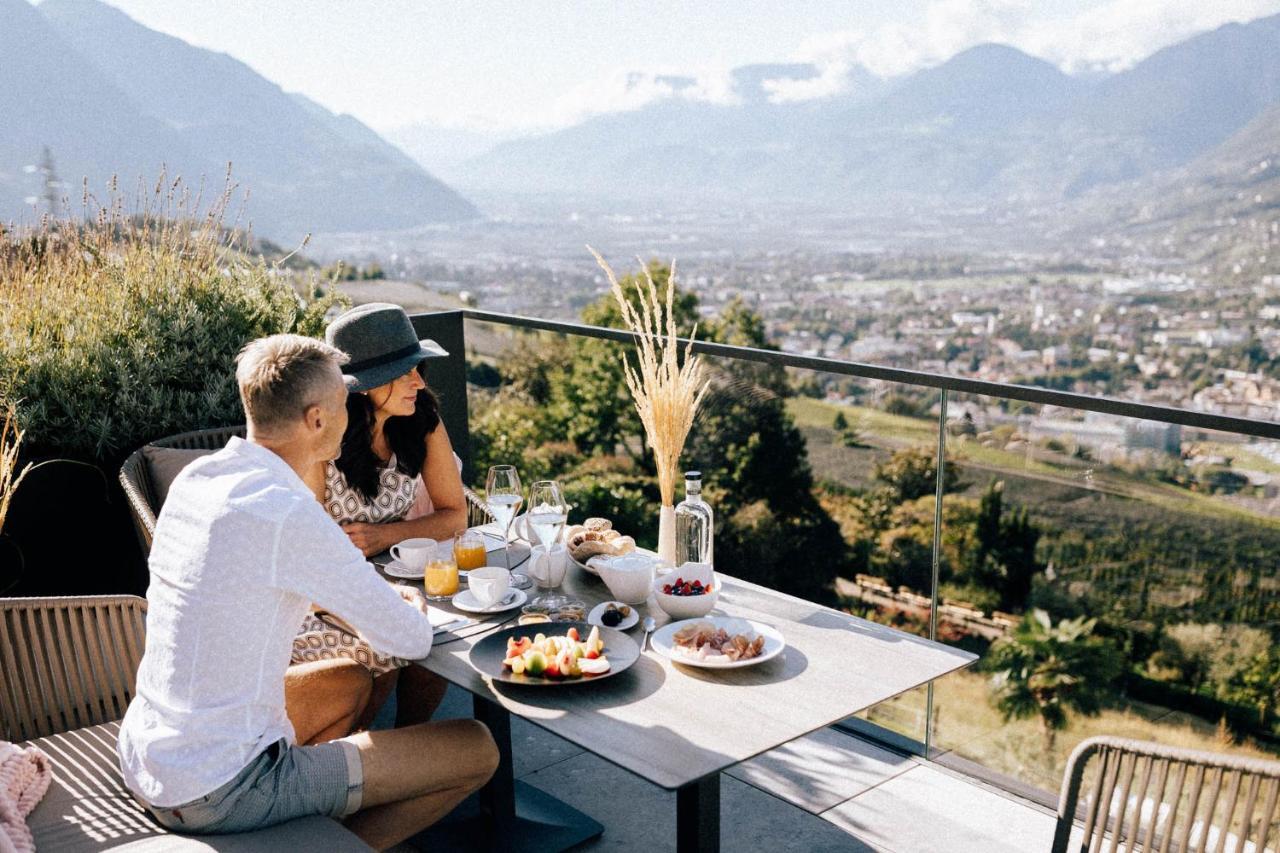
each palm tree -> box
[987,609,1123,755]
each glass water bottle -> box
[674,471,714,566]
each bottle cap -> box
[685,470,701,479]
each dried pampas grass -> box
[0,402,30,534]
[589,247,709,507]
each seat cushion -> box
[24,722,370,851]
[141,446,214,509]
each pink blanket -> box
[0,742,51,853]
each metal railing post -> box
[926,389,948,756]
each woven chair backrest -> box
[1054,736,1280,853]
[0,595,148,741]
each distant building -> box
[1022,412,1181,458]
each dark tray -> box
[469,620,640,686]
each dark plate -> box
[469,620,640,686]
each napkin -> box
[316,605,472,637]
[527,543,568,587]
[468,523,514,552]
[426,605,472,631]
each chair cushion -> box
[24,722,370,851]
[141,447,213,510]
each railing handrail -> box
[459,309,1280,441]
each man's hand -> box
[394,585,428,615]
[341,521,388,557]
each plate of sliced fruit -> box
[469,621,641,686]
[650,617,786,670]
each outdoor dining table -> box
[374,541,977,853]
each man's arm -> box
[275,500,434,660]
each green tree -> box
[874,447,962,502]
[966,481,1041,611]
[1219,648,1280,726]
[987,609,1123,754]
[470,264,846,601]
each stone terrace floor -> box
[392,685,1064,852]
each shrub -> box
[0,185,345,466]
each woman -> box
[293,302,467,729]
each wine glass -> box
[526,480,568,548]
[527,480,569,609]
[486,465,530,589]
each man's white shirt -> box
[118,437,434,807]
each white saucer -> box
[382,559,423,580]
[587,601,640,630]
[452,587,527,614]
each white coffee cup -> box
[468,566,512,607]
[390,537,437,572]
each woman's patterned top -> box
[323,456,423,524]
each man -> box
[117,334,497,850]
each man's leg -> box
[354,669,399,732]
[285,659,373,745]
[354,666,449,732]
[341,719,498,850]
[394,666,448,727]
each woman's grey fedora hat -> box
[326,302,448,393]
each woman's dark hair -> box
[334,375,441,502]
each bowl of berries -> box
[653,562,718,620]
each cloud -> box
[761,62,850,103]
[1024,0,1280,73]
[517,66,738,131]
[792,0,1280,85]
[433,0,1280,132]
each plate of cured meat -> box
[649,617,785,670]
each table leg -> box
[411,694,603,852]
[473,692,516,826]
[676,773,720,853]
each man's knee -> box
[336,664,373,711]
[464,720,500,782]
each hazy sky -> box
[48,0,1280,134]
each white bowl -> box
[653,562,719,620]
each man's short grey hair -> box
[235,334,349,432]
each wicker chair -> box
[120,425,493,556]
[0,595,148,742]
[1053,735,1280,853]
[1,595,371,850]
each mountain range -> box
[0,0,477,243]
[453,13,1280,214]
[3,1,1278,254]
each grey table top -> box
[398,545,976,791]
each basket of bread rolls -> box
[564,517,637,575]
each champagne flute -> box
[527,480,569,609]
[486,465,529,589]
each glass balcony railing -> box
[425,308,1280,803]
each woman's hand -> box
[341,521,391,557]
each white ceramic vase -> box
[657,503,677,566]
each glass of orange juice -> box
[452,529,488,572]
[423,543,459,600]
